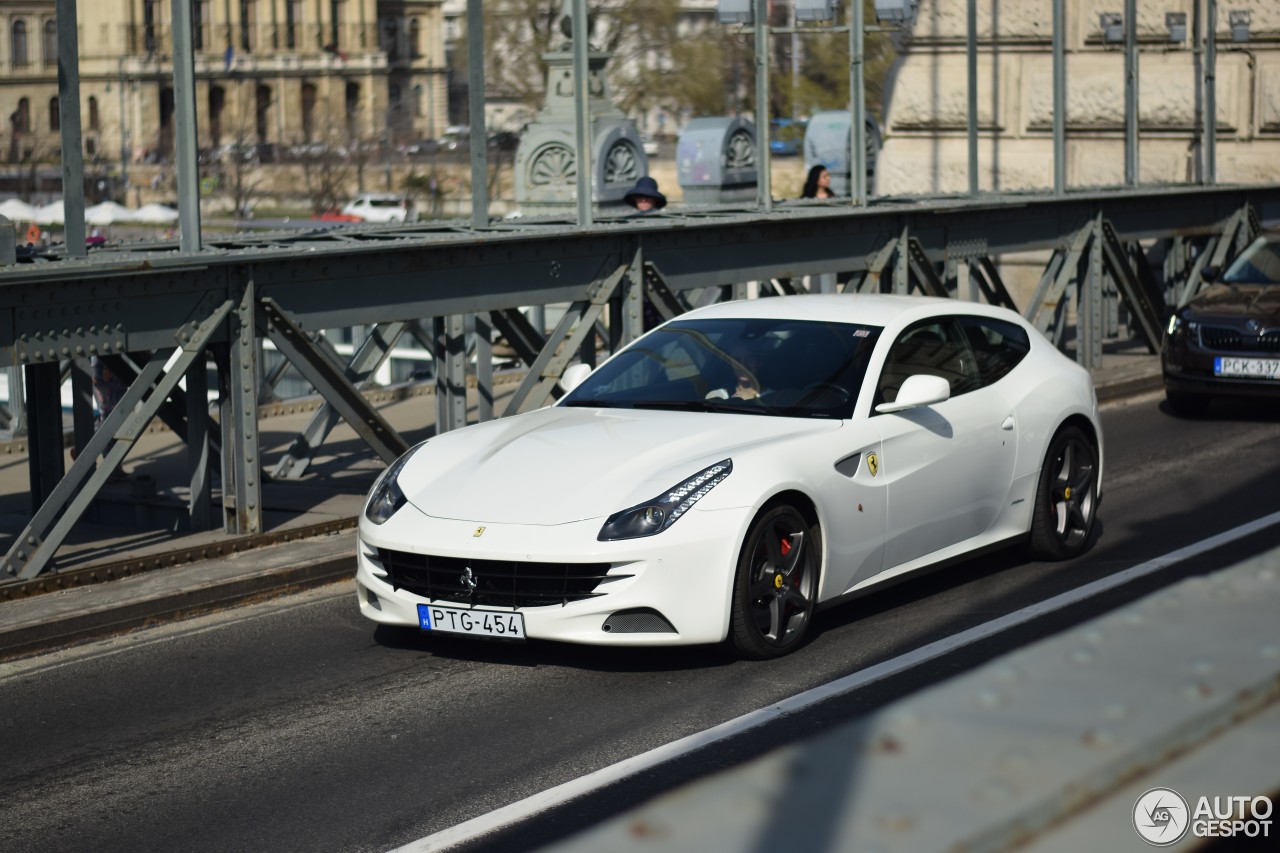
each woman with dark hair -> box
[801,164,835,199]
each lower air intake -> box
[602,608,677,634]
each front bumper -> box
[355,504,751,647]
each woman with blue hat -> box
[624,176,667,213]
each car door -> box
[870,317,1017,570]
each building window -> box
[256,85,271,143]
[49,97,59,132]
[240,0,257,52]
[383,18,398,59]
[195,1,209,50]
[410,18,421,58]
[330,0,345,50]
[286,0,302,49]
[209,87,225,146]
[14,97,31,133]
[43,20,56,67]
[345,81,360,140]
[12,20,29,67]
[143,1,157,54]
[301,82,317,142]
[88,96,100,131]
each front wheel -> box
[728,504,820,659]
[1028,425,1099,560]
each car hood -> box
[398,406,840,525]
[1187,284,1280,322]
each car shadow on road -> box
[372,623,736,673]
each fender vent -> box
[602,608,677,634]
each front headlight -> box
[364,442,426,525]
[598,459,733,541]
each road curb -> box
[0,541,353,661]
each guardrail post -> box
[186,355,212,531]
[434,315,467,433]
[24,362,64,511]
[1079,215,1105,369]
[222,273,262,535]
[474,314,494,422]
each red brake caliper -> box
[779,537,799,588]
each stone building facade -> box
[0,0,448,168]
[877,0,1280,194]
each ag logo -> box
[866,453,879,477]
[1133,787,1190,845]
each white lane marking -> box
[392,508,1280,853]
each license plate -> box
[1214,357,1280,379]
[418,604,525,639]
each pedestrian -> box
[624,176,666,215]
[801,164,835,199]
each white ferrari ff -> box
[356,294,1102,658]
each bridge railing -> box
[1,185,1277,582]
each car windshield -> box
[561,317,882,419]
[1222,237,1280,284]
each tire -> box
[1028,425,1099,561]
[728,504,820,659]
[1165,389,1210,418]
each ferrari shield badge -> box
[473,526,486,537]
[866,453,879,477]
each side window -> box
[957,316,1030,386]
[875,318,981,408]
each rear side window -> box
[370,198,403,208]
[874,318,982,408]
[957,316,1031,386]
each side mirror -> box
[558,363,592,394]
[875,374,950,414]
[1200,265,1220,284]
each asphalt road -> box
[1,392,1278,853]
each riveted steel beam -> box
[3,300,233,579]
[272,321,411,480]
[503,262,629,415]
[258,298,410,467]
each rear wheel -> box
[728,504,820,659]
[1028,425,1099,560]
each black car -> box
[1162,235,1280,416]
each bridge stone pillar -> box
[513,6,648,216]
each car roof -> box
[677,293,1019,329]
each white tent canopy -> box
[85,201,137,226]
[34,200,64,225]
[132,203,180,224]
[0,198,39,222]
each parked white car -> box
[340,193,419,224]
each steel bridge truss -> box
[1,186,1276,581]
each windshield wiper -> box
[630,399,774,415]
[563,399,632,409]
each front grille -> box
[376,548,617,608]
[1198,325,1280,354]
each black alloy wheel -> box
[1028,425,1099,560]
[729,504,820,659]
